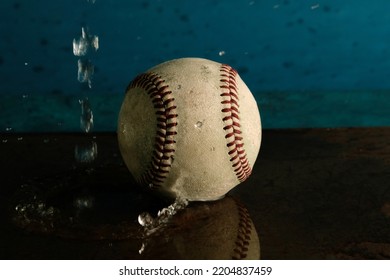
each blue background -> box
[0,0,389,131]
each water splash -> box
[73,195,95,210]
[138,212,154,227]
[138,197,188,235]
[73,27,99,56]
[138,197,188,254]
[14,196,59,231]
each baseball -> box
[118,57,261,201]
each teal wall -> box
[0,0,389,131]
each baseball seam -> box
[220,64,252,182]
[232,198,253,259]
[129,73,178,189]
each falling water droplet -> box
[77,59,94,88]
[73,27,99,56]
[74,141,98,163]
[79,98,94,133]
[311,4,320,10]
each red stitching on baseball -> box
[129,72,178,189]
[220,64,252,182]
[232,198,253,260]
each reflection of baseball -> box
[118,57,261,201]
[140,196,260,260]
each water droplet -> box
[195,121,203,128]
[138,212,154,227]
[219,50,226,56]
[2,139,8,143]
[74,141,98,163]
[46,207,55,216]
[73,27,99,56]
[79,98,94,132]
[73,195,94,209]
[17,137,23,141]
[5,127,13,132]
[139,242,146,254]
[43,138,50,143]
[311,4,320,10]
[73,39,87,56]
[157,208,172,218]
[77,59,94,88]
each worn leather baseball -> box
[118,57,261,201]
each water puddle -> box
[10,166,167,241]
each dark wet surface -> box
[1,128,390,259]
